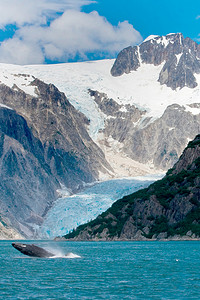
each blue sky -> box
[0,0,199,64]
[83,0,200,41]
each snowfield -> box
[0,57,200,139]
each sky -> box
[0,0,199,65]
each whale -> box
[12,242,55,258]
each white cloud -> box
[0,37,44,65]
[0,0,95,27]
[0,2,142,64]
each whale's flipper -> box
[12,242,55,257]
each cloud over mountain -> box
[0,1,142,64]
[0,0,95,27]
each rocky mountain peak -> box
[111,33,200,90]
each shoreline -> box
[56,236,200,242]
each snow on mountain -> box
[25,60,200,127]
[0,68,37,97]
[0,64,200,138]
[0,42,199,139]
[37,174,164,239]
[0,33,200,177]
[0,103,12,110]
[1,33,200,238]
[143,35,159,43]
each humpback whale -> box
[12,242,55,258]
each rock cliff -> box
[111,33,200,90]
[0,214,23,240]
[90,89,200,170]
[1,40,200,176]
[64,134,200,240]
[0,79,111,237]
[86,34,200,171]
[1,33,200,237]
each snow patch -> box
[119,106,128,112]
[0,103,13,110]
[161,36,169,47]
[143,35,159,43]
[175,53,182,64]
[0,67,37,97]
[137,46,142,65]
[184,104,200,115]
[187,137,192,143]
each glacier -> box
[37,174,164,239]
[1,55,200,140]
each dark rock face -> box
[0,108,58,236]
[110,46,140,77]
[90,89,200,170]
[0,80,111,189]
[88,89,144,122]
[0,80,111,237]
[124,104,200,169]
[64,134,200,240]
[111,33,200,90]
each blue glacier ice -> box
[37,174,164,239]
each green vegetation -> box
[187,135,200,148]
[64,134,200,240]
[173,208,200,236]
[144,208,200,239]
[144,216,170,238]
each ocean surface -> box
[1,241,200,299]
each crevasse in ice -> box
[38,174,164,239]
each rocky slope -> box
[99,33,200,170]
[14,33,200,174]
[0,214,23,240]
[64,134,200,240]
[0,78,111,237]
[90,89,200,170]
[1,33,200,237]
[111,33,200,90]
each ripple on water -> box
[1,241,200,299]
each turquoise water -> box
[1,241,200,299]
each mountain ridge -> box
[64,134,200,241]
[0,79,111,237]
[0,33,200,237]
[111,33,200,90]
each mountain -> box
[0,78,110,237]
[1,32,200,238]
[111,33,200,90]
[64,134,200,241]
[11,32,200,174]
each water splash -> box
[64,252,81,259]
[45,245,81,259]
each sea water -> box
[1,240,200,299]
